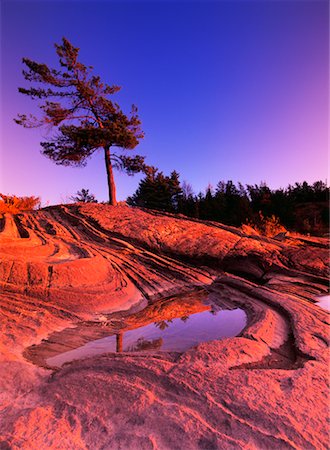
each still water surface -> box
[47,304,246,367]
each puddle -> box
[47,308,246,367]
[317,295,330,311]
[24,290,247,368]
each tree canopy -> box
[70,188,97,203]
[15,37,146,205]
[128,175,329,235]
[127,167,182,212]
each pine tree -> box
[127,168,183,212]
[70,188,97,203]
[15,38,145,205]
[168,170,183,211]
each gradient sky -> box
[1,0,329,205]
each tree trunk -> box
[104,146,117,206]
[116,333,123,352]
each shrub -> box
[247,212,286,237]
[0,194,41,214]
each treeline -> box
[127,168,329,235]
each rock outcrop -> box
[0,204,329,449]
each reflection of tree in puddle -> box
[116,333,123,352]
[126,337,163,352]
[27,289,229,365]
[154,320,172,331]
[115,307,223,354]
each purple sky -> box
[1,0,329,205]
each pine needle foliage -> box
[15,38,146,205]
[70,188,97,203]
[127,167,183,212]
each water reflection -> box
[24,289,247,368]
[116,333,123,352]
[126,337,163,352]
[154,320,172,331]
[110,308,246,355]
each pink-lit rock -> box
[0,204,328,449]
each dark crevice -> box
[0,215,5,232]
[13,215,30,238]
[312,333,329,347]
[39,218,57,235]
[224,270,268,286]
[47,265,53,289]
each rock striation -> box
[0,204,329,449]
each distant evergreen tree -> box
[70,188,97,203]
[312,181,329,202]
[129,172,329,235]
[247,182,272,216]
[178,181,199,217]
[15,37,145,205]
[212,180,252,225]
[127,168,183,212]
[199,185,215,220]
[169,170,183,211]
